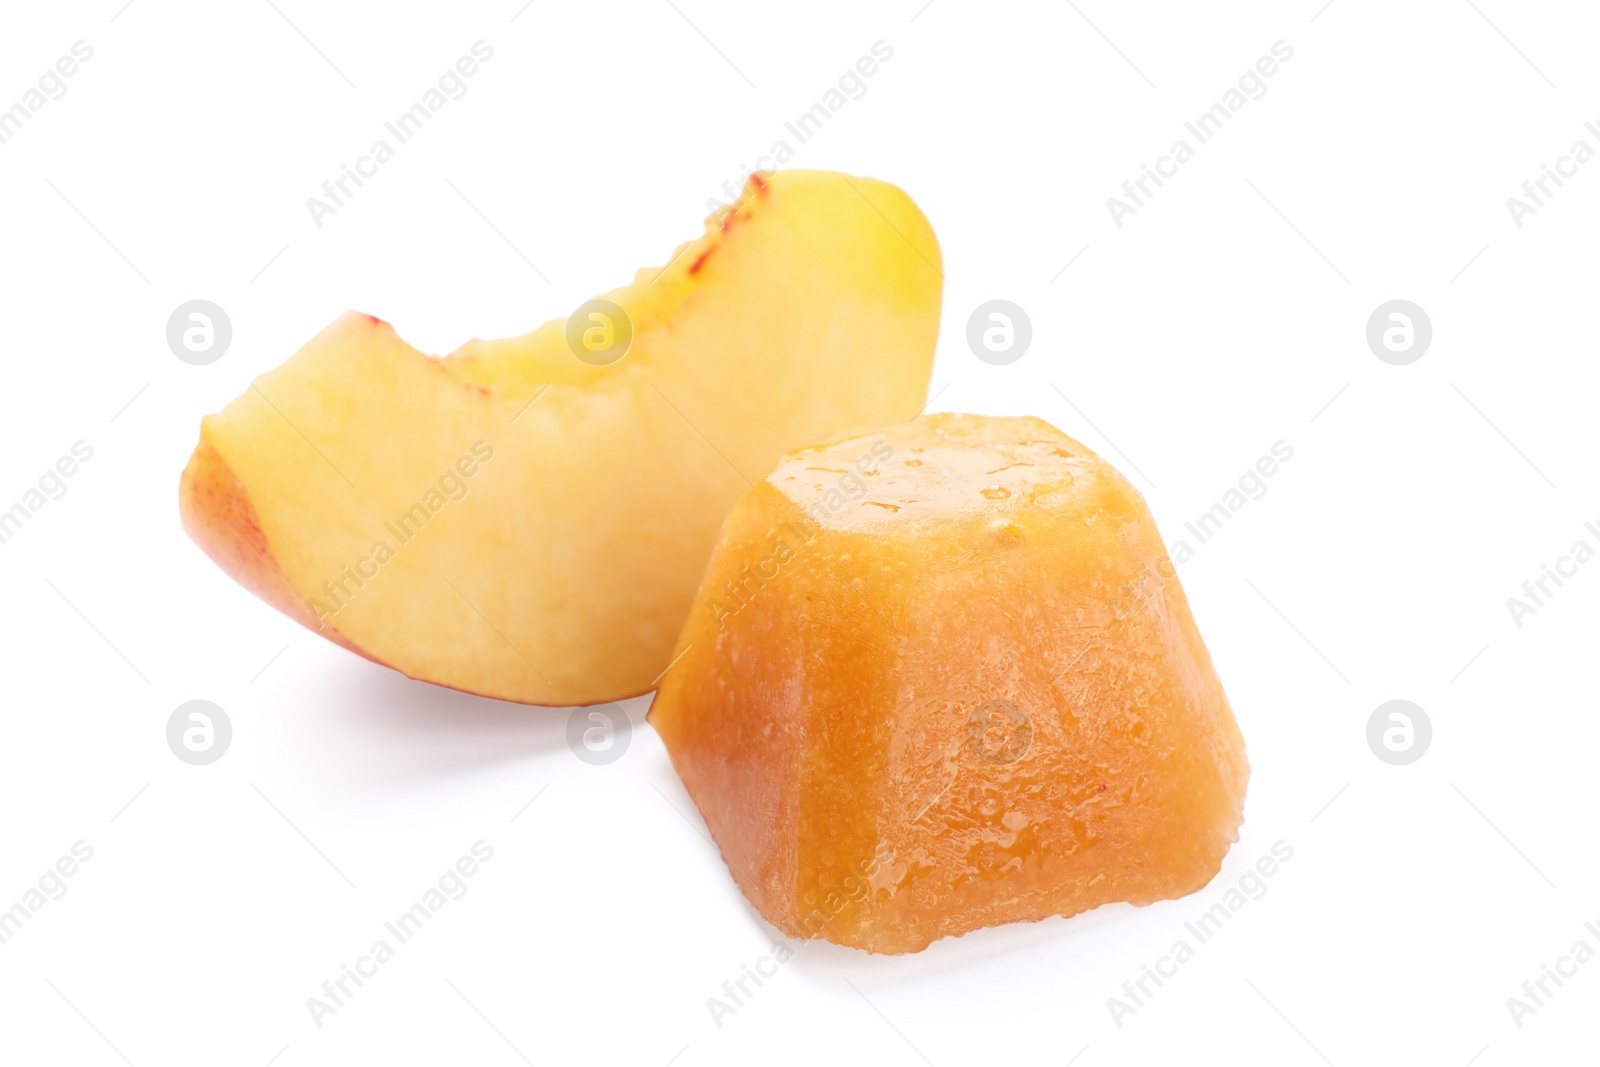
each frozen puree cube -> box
[649,413,1249,954]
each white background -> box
[1,1,1595,1064]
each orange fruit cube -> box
[649,413,1249,953]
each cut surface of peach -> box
[649,413,1248,954]
[180,171,941,706]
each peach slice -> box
[649,413,1248,953]
[180,171,942,705]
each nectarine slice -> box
[180,171,941,705]
[649,413,1248,953]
